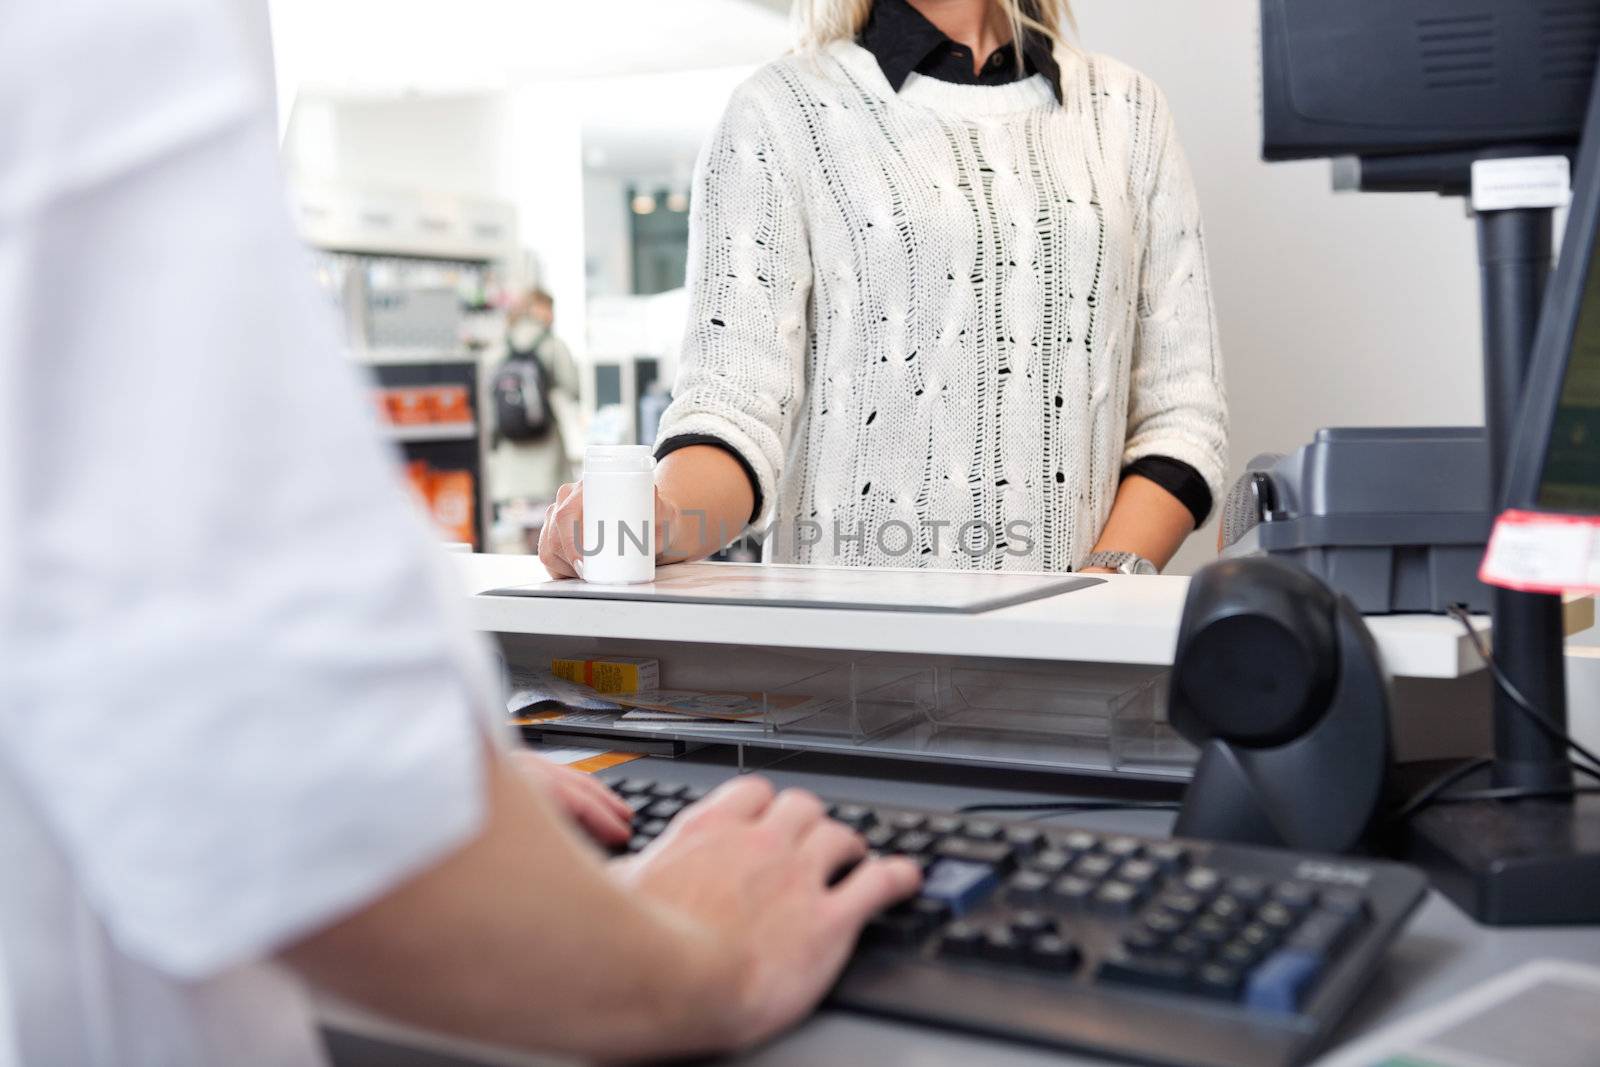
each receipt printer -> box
[1220,427,1493,614]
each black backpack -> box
[492,331,554,442]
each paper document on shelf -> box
[610,690,834,725]
[1315,959,1600,1067]
[507,671,623,717]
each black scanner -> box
[1169,558,1392,855]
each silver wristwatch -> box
[1079,550,1159,575]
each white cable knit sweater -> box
[656,40,1228,571]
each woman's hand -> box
[509,750,634,847]
[536,481,682,579]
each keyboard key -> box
[681,786,708,803]
[1103,836,1144,860]
[1060,830,1100,854]
[1237,922,1279,953]
[1272,881,1319,914]
[1167,934,1208,961]
[864,825,897,851]
[1051,875,1097,908]
[1006,870,1052,904]
[1010,910,1055,936]
[1093,880,1145,915]
[1287,910,1355,957]
[1153,890,1204,919]
[1245,949,1326,1014]
[935,837,1016,869]
[1190,915,1233,945]
[1195,962,1244,1001]
[1226,876,1269,905]
[927,815,963,836]
[939,921,984,958]
[1257,902,1297,932]
[1027,849,1072,875]
[894,831,936,856]
[651,783,690,800]
[644,799,685,820]
[625,794,655,815]
[617,778,654,795]
[1146,842,1190,873]
[1098,954,1196,993]
[865,897,951,948]
[1217,939,1261,970]
[1141,909,1187,937]
[962,819,1004,841]
[626,834,651,853]
[1074,854,1117,881]
[1206,895,1247,927]
[1024,934,1080,973]
[889,812,926,832]
[640,818,668,837]
[833,804,874,830]
[922,860,1000,916]
[1117,859,1160,889]
[863,913,925,948]
[1122,927,1167,956]
[1005,826,1045,853]
[980,926,1022,962]
[1182,867,1223,897]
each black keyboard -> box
[609,776,1428,1067]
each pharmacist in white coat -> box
[0,2,917,1064]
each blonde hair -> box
[794,0,1076,56]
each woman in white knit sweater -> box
[541,0,1227,577]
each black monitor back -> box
[1262,0,1600,161]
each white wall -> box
[1074,0,1486,574]
[281,93,508,198]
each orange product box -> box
[427,384,472,424]
[428,468,477,547]
[385,387,435,425]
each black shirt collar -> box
[858,0,1063,105]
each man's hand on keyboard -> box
[612,775,922,1049]
[509,751,634,847]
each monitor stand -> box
[1387,201,1600,924]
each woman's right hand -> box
[537,481,681,579]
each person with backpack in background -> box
[486,287,581,550]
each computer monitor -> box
[1504,66,1600,519]
[1261,0,1600,163]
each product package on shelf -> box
[551,656,661,694]
[405,460,477,548]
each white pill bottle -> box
[580,445,656,585]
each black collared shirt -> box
[857,0,1064,104]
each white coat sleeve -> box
[0,0,497,980]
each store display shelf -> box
[385,421,478,443]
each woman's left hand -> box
[509,750,635,847]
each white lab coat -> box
[0,1,503,1064]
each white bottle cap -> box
[584,444,654,474]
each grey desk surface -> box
[321,748,1600,1067]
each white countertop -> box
[453,554,1598,679]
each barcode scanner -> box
[1169,558,1392,853]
